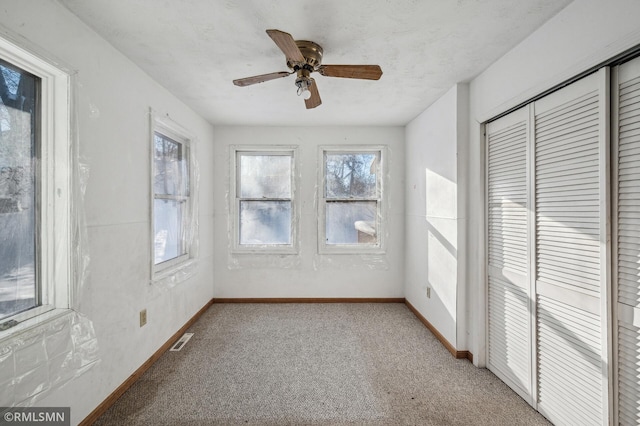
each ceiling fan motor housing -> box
[287,40,323,71]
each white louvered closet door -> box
[486,107,533,403]
[614,56,640,426]
[533,69,610,426]
[486,69,611,426]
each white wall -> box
[6,0,640,420]
[0,1,215,423]
[213,126,405,298]
[467,0,640,365]
[404,84,468,348]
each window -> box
[232,147,296,252]
[0,37,71,332]
[319,147,384,253]
[152,119,191,274]
[0,59,38,322]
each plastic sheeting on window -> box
[225,144,393,271]
[313,146,392,270]
[150,110,200,288]
[227,146,302,269]
[0,55,99,408]
[226,180,303,270]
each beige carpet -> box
[94,303,551,425]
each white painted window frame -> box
[0,35,72,339]
[318,145,386,255]
[151,114,193,276]
[230,146,298,254]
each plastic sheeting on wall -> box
[0,311,99,407]
[312,254,390,271]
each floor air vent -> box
[170,333,194,351]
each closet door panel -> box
[534,75,602,299]
[486,68,612,425]
[486,107,532,402]
[537,296,603,425]
[533,70,608,426]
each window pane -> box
[325,153,378,199]
[325,201,377,245]
[240,201,291,245]
[240,155,291,198]
[153,199,186,264]
[154,133,188,196]
[0,61,38,320]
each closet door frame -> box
[612,61,621,426]
[600,67,613,426]
[527,103,539,410]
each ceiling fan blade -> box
[266,29,306,64]
[305,78,321,109]
[233,71,292,87]
[318,65,383,80]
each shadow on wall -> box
[425,219,457,260]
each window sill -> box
[0,308,72,344]
[231,247,299,255]
[152,257,196,283]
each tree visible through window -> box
[153,131,190,267]
[322,150,382,249]
[0,59,39,321]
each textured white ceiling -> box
[58,0,571,126]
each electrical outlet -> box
[140,309,147,327]
[426,287,431,298]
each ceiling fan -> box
[233,29,383,109]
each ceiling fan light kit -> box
[295,74,313,100]
[233,29,382,109]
